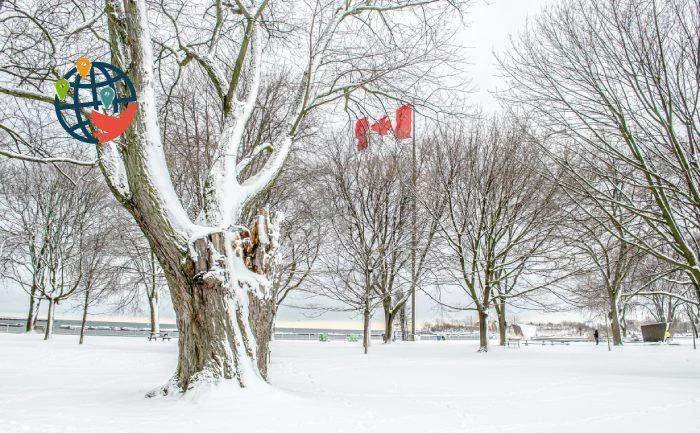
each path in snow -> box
[0,333,697,433]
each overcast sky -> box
[461,0,555,110]
[1,0,573,328]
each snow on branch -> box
[236,142,272,176]
[96,141,131,202]
[66,11,105,36]
[239,136,292,203]
[0,122,96,167]
[0,148,96,167]
[0,86,54,105]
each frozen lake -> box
[0,333,697,433]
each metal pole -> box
[410,105,417,341]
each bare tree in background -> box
[114,222,167,337]
[314,139,413,352]
[426,117,564,351]
[627,255,697,333]
[501,0,700,306]
[0,161,106,339]
[556,158,645,346]
[0,162,45,332]
[77,202,122,344]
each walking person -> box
[594,329,600,345]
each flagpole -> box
[410,105,417,342]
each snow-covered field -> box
[0,333,697,433]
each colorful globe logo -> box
[54,59,137,144]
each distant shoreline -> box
[0,317,394,340]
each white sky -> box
[1,0,571,328]
[460,0,555,110]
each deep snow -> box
[0,333,697,433]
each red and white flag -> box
[355,117,370,151]
[371,115,392,135]
[394,104,413,140]
[354,105,413,151]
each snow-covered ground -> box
[0,333,697,433]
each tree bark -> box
[399,301,407,340]
[609,294,623,346]
[30,298,41,331]
[495,299,507,346]
[382,296,394,343]
[79,286,91,344]
[147,250,160,336]
[666,300,675,324]
[620,305,628,338]
[478,309,488,352]
[247,294,276,380]
[363,300,371,354]
[25,284,37,332]
[686,309,697,350]
[148,290,159,336]
[153,231,268,392]
[44,298,55,340]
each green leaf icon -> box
[55,78,69,100]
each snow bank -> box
[0,333,697,433]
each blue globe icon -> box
[54,61,137,144]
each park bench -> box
[147,332,172,341]
[506,337,521,348]
[534,338,572,346]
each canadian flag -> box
[371,115,392,135]
[354,104,413,151]
[354,117,370,151]
[394,104,413,140]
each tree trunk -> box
[604,313,612,351]
[151,231,271,393]
[495,299,507,346]
[687,308,697,350]
[382,296,393,343]
[363,300,371,354]
[148,291,160,336]
[25,285,37,332]
[691,318,697,350]
[399,301,407,340]
[29,298,41,332]
[666,299,675,324]
[620,305,628,338]
[609,294,623,346]
[247,294,276,380]
[384,312,394,343]
[477,309,488,352]
[44,298,55,340]
[148,249,160,336]
[79,286,91,344]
